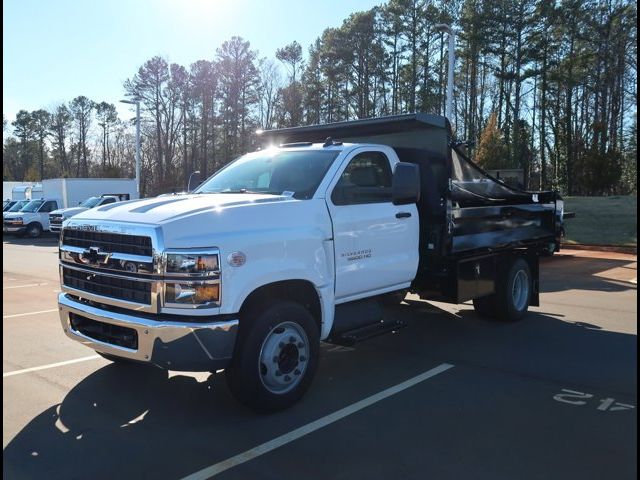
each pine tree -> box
[475,113,510,169]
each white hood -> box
[67,193,332,250]
[71,193,294,225]
[51,206,88,217]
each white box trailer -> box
[4,181,32,201]
[42,178,138,208]
[8,183,43,201]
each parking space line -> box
[3,283,48,290]
[180,363,455,480]
[3,355,101,378]
[3,309,58,319]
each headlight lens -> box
[165,282,220,305]
[165,253,219,274]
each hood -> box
[51,207,88,217]
[64,192,333,252]
[70,193,296,225]
[4,212,26,219]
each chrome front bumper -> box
[58,293,238,371]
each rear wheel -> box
[225,301,319,412]
[473,257,532,322]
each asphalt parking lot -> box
[3,234,637,480]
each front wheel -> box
[225,301,319,412]
[24,222,43,238]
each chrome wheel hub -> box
[259,321,309,394]
[512,269,529,311]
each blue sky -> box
[3,0,381,123]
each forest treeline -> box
[3,0,637,197]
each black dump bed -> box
[259,113,562,266]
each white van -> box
[3,198,60,237]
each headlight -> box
[163,250,220,307]
[165,253,219,275]
[165,282,220,305]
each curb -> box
[561,243,637,255]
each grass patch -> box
[563,196,637,246]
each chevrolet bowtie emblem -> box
[80,246,111,265]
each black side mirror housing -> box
[392,162,420,205]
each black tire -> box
[380,289,408,306]
[24,222,43,238]
[225,301,320,413]
[476,257,532,322]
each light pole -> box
[435,24,455,123]
[187,170,201,192]
[120,99,141,198]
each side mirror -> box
[392,162,420,205]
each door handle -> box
[395,212,412,219]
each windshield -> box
[80,196,102,208]
[195,149,340,200]
[8,200,29,212]
[21,200,44,213]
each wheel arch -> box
[239,280,323,334]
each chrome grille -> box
[63,266,152,304]
[60,223,159,312]
[63,229,152,256]
[49,214,64,225]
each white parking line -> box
[3,355,101,378]
[3,309,58,319]
[180,363,455,480]
[3,283,48,290]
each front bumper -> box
[50,224,62,233]
[58,293,238,371]
[3,224,25,234]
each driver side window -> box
[39,201,58,212]
[331,151,393,206]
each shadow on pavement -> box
[4,299,636,480]
[2,233,59,247]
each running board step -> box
[328,319,407,346]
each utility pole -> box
[435,24,456,123]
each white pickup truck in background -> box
[57,114,563,412]
[49,195,125,234]
[3,178,137,237]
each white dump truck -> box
[57,114,563,411]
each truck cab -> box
[57,113,562,412]
[4,198,59,237]
[2,199,30,220]
[49,195,121,234]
